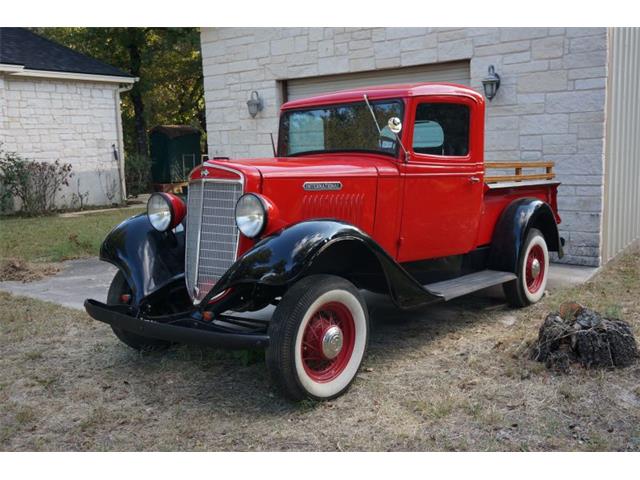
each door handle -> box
[469,176,481,184]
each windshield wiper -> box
[363,94,383,135]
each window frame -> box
[278,98,407,159]
[407,97,474,164]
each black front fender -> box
[100,213,185,304]
[489,198,563,273]
[201,220,442,309]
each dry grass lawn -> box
[1,247,639,451]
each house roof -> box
[281,82,483,110]
[0,28,134,82]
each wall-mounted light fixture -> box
[247,91,264,118]
[482,65,501,101]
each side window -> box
[412,103,470,156]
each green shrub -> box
[0,178,13,214]
[0,146,73,216]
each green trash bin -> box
[150,125,202,184]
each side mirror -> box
[388,117,402,134]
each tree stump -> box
[532,303,638,372]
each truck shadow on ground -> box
[362,291,511,364]
[101,289,512,418]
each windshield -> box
[278,99,404,157]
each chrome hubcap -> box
[321,326,343,360]
[531,258,541,279]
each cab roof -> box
[281,82,483,110]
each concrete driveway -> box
[0,257,597,312]
[0,258,117,310]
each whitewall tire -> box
[504,228,550,307]
[266,275,369,401]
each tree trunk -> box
[126,29,148,159]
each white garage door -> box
[285,61,471,101]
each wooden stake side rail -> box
[484,161,555,184]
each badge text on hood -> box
[303,181,343,191]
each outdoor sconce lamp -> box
[247,91,264,118]
[482,65,501,101]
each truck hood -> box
[203,153,398,180]
[193,153,400,252]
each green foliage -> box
[125,154,152,197]
[0,145,73,216]
[33,28,205,163]
[0,177,13,214]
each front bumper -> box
[84,299,269,349]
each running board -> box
[424,270,517,301]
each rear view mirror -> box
[388,117,402,134]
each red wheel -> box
[266,275,369,401]
[525,244,546,294]
[503,228,549,307]
[301,302,356,383]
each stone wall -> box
[201,27,608,266]
[0,75,124,209]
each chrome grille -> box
[185,179,243,303]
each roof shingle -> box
[0,28,133,78]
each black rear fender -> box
[489,198,563,273]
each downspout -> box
[0,74,6,146]
[114,81,136,203]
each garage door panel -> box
[286,61,471,101]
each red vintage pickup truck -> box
[85,83,563,400]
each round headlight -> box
[235,193,266,238]
[147,193,172,232]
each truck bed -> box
[476,162,561,247]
